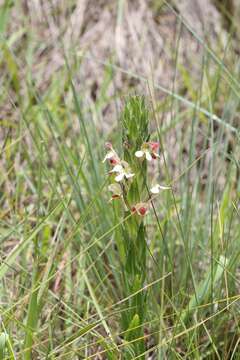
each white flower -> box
[108,183,122,200]
[109,161,135,182]
[135,149,153,161]
[102,143,120,166]
[135,142,160,162]
[150,184,171,194]
[102,150,117,164]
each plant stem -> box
[120,96,149,359]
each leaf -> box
[0,202,62,280]
[2,44,20,94]
[23,271,39,360]
[0,332,8,358]
[100,338,119,360]
[125,313,140,342]
[181,255,229,322]
[0,0,13,34]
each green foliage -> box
[122,96,149,152]
[0,333,8,359]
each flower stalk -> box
[120,97,149,358]
[103,96,170,358]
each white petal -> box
[115,173,124,182]
[157,185,171,190]
[150,185,160,194]
[135,150,144,158]
[150,184,171,194]
[146,151,152,161]
[102,151,114,163]
[108,195,120,202]
[108,183,122,195]
[125,173,135,179]
[110,164,123,173]
[106,151,115,159]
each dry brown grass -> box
[2,0,239,189]
[6,0,233,93]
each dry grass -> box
[4,0,239,175]
[5,0,234,97]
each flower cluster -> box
[103,142,170,216]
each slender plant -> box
[103,96,169,358]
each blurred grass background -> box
[0,0,240,358]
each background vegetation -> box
[0,0,240,358]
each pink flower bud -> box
[132,202,149,216]
[138,206,147,216]
[105,142,113,149]
[149,142,159,152]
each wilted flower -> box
[131,202,149,216]
[135,142,160,161]
[109,161,135,182]
[103,142,120,166]
[108,183,122,201]
[150,184,171,194]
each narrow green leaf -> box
[181,255,229,322]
